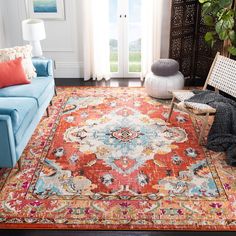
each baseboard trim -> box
[54,62,83,78]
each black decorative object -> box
[169,0,223,85]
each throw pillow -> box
[0,58,30,88]
[32,59,49,76]
[0,45,37,79]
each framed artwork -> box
[27,0,65,20]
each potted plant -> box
[199,0,236,56]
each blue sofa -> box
[0,58,55,169]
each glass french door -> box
[109,0,142,78]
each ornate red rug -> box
[0,87,236,230]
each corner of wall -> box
[160,0,172,58]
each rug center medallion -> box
[111,127,140,142]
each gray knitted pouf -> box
[151,59,179,76]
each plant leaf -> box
[220,10,235,29]
[199,0,209,3]
[204,32,216,47]
[202,2,212,16]
[219,30,229,40]
[228,46,236,55]
[216,14,234,36]
[219,0,233,8]
[229,30,236,44]
[226,9,235,18]
[204,32,214,41]
[211,4,223,15]
[203,15,214,26]
[216,20,225,34]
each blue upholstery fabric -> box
[0,97,38,145]
[32,58,53,77]
[0,115,17,167]
[13,98,38,145]
[36,79,55,107]
[0,77,54,107]
[0,102,19,132]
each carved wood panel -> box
[169,0,223,85]
[169,0,198,85]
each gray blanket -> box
[186,90,236,166]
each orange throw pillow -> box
[0,58,30,89]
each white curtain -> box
[141,0,163,79]
[82,0,110,81]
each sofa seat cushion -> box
[0,97,38,145]
[0,77,54,107]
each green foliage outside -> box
[129,52,141,62]
[110,51,141,73]
[110,51,118,72]
[199,0,236,55]
[110,51,118,62]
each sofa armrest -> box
[0,115,17,168]
[32,58,54,77]
[0,108,19,133]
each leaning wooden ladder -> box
[167,52,236,144]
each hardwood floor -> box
[55,77,144,87]
[1,78,235,235]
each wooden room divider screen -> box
[169,0,223,86]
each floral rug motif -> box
[0,87,236,230]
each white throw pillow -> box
[0,45,37,79]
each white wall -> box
[1,0,83,78]
[1,0,171,78]
[42,0,84,78]
[0,0,6,48]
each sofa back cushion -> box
[0,45,37,79]
[0,58,30,88]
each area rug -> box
[0,87,236,231]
